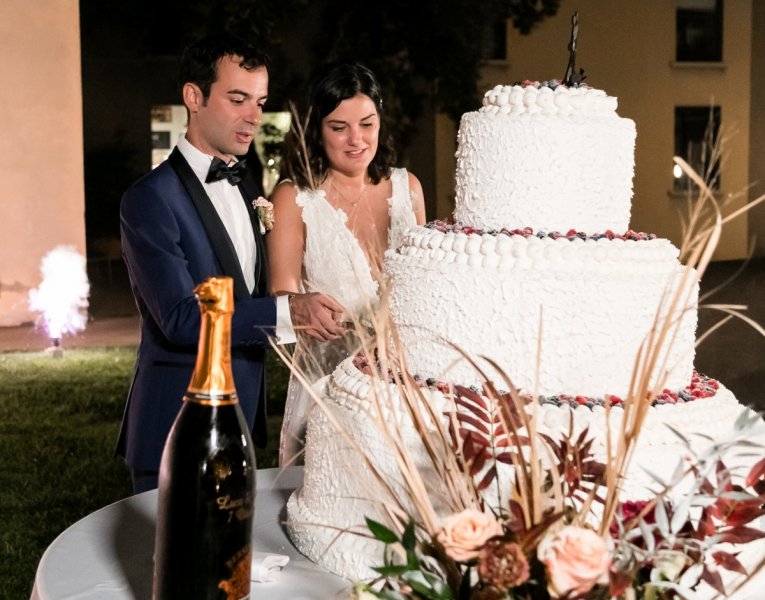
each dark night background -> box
[79,0,560,253]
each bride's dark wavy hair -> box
[281,63,397,188]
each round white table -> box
[30,466,350,599]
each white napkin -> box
[250,551,289,582]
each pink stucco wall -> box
[0,0,86,326]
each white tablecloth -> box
[30,466,350,599]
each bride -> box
[266,63,426,465]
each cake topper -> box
[563,12,586,86]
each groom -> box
[117,33,345,493]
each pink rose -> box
[436,509,503,563]
[537,525,610,598]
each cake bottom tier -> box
[286,358,765,593]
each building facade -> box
[433,0,763,261]
[0,0,86,326]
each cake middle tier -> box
[386,227,698,397]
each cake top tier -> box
[453,81,636,234]
[480,81,618,117]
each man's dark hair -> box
[178,32,269,100]
[281,63,397,187]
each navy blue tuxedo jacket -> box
[116,147,274,472]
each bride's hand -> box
[288,293,347,341]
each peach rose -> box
[436,509,504,563]
[537,525,610,598]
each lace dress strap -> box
[294,185,311,209]
[387,168,418,250]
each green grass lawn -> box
[0,347,288,599]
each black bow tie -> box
[205,157,248,186]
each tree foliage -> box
[312,0,559,117]
[233,0,561,152]
[80,0,560,160]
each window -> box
[676,0,723,62]
[674,106,721,191]
[150,104,187,169]
[151,131,170,149]
[256,112,291,195]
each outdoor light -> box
[28,245,90,357]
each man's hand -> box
[288,293,347,342]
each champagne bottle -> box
[153,276,256,600]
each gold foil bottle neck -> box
[194,276,235,315]
[186,277,238,405]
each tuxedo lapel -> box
[238,173,269,298]
[167,148,251,301]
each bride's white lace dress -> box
[279,168,418,465]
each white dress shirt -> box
[176,136,295,343]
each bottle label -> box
[216,490,254,523]
[217,546,251,600]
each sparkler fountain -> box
[28,245,90,357]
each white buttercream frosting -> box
[387,230,697,398]
[454,86,635,233]
[287,358,449,581]
[481,83,618,116]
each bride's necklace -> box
[329,177,368,209]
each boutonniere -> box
[252,196,274,234]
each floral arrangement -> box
[349,405,765,600]
[252,196,274,233]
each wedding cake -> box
[286,82,765,584]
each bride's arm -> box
[266,181,304,295]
